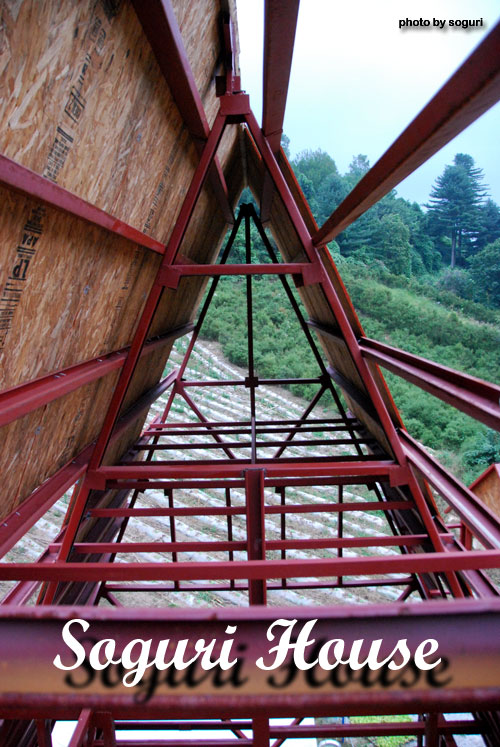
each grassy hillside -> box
[200,247,500,484]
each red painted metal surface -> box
[313,20,500,245]
[262,0,300,151]
[245,469,266,604]
[402,430,500,550]
[106,719,485,738]
[90,460,406,487]
[131,0,234,224]
[1,550,500,583]
[260,0,300,221]
[0,325,192,428]
[62,533,449,555]
[68,709,93,747]
[88,499,413,519]
[160,262,320,287]
[0,154,165,254]
[361,336,500,432]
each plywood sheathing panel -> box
[0,0,232,241]
[0,186,160,389]
[470,465,500,520]
[0,338,174,521]
[244,129,400,456]
[0,366,118,521]
[0,0,243,513]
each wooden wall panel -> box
[0,0,220,240]
[0,0,243,514]
[0,186,160,388]
[471,465,500,520]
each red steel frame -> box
[1,4,500,746]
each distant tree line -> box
[287,142,500,308]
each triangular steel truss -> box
[1,3,500,746]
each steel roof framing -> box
[1,2,500,745]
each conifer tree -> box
[426,153,488,268]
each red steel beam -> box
[108,721,484,738]
[0,154,165,254]
[1,549,500,583]
[262,0,300,151]
[313,20,500,245]
[68,709,93,747]
[260,0,300,221]
[137,437,371,450]
[149,417,352,428]
[269,721,482,738]
[0,324,192,428]
[105,577,413,593]
[360,336,500,432]
[160,262,321,288]
[131,0,234,224]
[89,460,406,487]
[401,430,500,550]
[61,533,449,555]
[89,499,414,518]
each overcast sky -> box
[235,0,500,208]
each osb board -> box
[0,0,243,513]
[0,367,119,520]
[0,0,236,241]
[244,129,400,455]
[471,465,500,519]
[0,339,174,521]
[172,0,241,131]
[0,186,159,388]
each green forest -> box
[200,144,500,484]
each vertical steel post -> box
[424,713,439,746]
[36,720,52,747]
[279,486,287,588]
[225,487,235,589]
[244,206,258,463]
[253,716,270,747]
[167,488,180,591]
[338,483,344,587]
[97,712,117,747]
[245,469,266,604]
